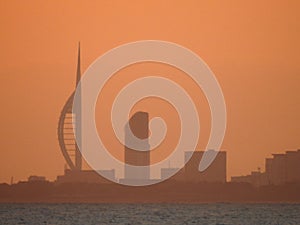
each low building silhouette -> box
[231,149,300,187]
[161,167,180,180]
[268,150,300,185]
[56,169,116,184]
[286,150,300,183]
[184,150,227,183]
[231,170,268,187]
[163,150,227,183]
[28,176,47,183]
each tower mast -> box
[74,42,82,171]
[76,42,81,86]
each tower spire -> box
[74,41,82,171]
[76,42,81,86]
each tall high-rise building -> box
[74,42,82,171]
[56,44,118,184]
[124,112,150,180]
[58,43,82,171]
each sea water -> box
[0,203,299,225]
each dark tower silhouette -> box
[74,42,82,171]
[124,112,150,180]
[58,43,82,171]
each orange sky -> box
[0,1,300,183]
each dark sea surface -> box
[0,203,299,225]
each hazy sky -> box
[0,1,299,183]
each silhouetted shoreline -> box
[1,180,299,203]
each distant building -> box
[231,171,268,187]
[231,174,251,184]
[286,150,300,183]
[183,150,227,183]
[231,149,300,187]
[161,168,180,180]
[265,158,273,185]
[159,150,227,183]
[270,153,286,185]
[28,176,47,183]
[124,112,150,182]
[267,149,300,185]
[56,169,116,184]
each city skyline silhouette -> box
[1,42,300,184]
[1,2,300,225]
[1,1,299,186]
